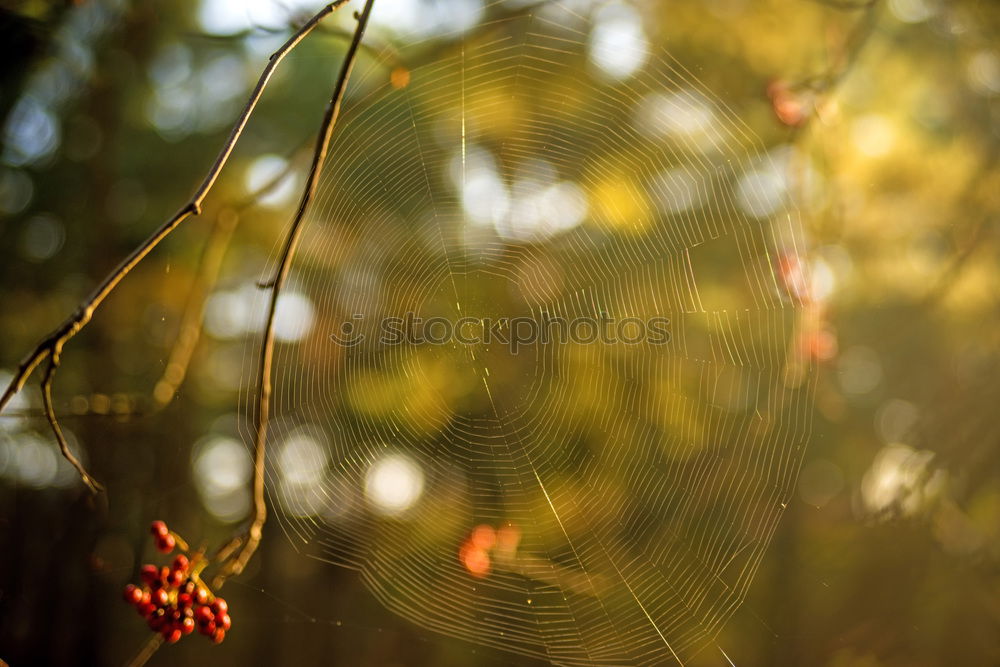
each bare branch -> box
[41,354,103,494]
[0,0,351,492]
[125,634,164,667]
[147,139,316,412]
[149,138,312,410]
[184,20,397,67]
[150,208,239,410]
[214,0,377,585]
[31,140,316,421]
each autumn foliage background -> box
[1,0,999,665]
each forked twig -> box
[149,207,238,410]
[0,0,351,491]
[149,142,311,413]
[41,354,104,493]
[32,141,315,421]
[213,0,377,586]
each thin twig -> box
[124,634,163,667]
[38,140,315,420]
[185,20,396,66]
[810,1,880,93]
[0,0,350,492]
[150,208,239,410]
[41,354,104,493]
[213,0,377,586]
[149,141,315,411]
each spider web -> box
[238,3,814,664]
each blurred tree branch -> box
[213,0,377,587]
[31,139,317,421]
[145,142,313,413]
[184,19,395,66]
[125,10,381,664]
[0,0,351,493]
[0,0,386,664]
[126,3,377,658]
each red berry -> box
[195,606,214,625]
[211,598,228,615]
[194,587,209,605]
[159,566,171,583]
[216,613,231,631]
[168,569,185,587]
[155,533,176,554]
[211,628,226,644]
[172,554,189,573]
[178,593,193,608]
[137,601,155,618]
[123,584,143,605]
[151,588,169,608]
[150,520,168,537]
[181,617,195,635]
[140,565,159,587]
[148,611,166,631]
[163,628,182,644]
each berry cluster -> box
[459,522,522,578]
[122,521,231,645]
[150,520,175,553]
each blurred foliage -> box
[0,0,998,665]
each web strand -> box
[241,3,814,664]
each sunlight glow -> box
[636,92,716,140]
[278,431,328,487]
[736,167,786,219]
[0,432,85,490]
[196,0,331,35]
[456,149,587,240]
[588,3,648,80]
[193,435,252,522]
[205,286,315,342]
[371,0,483,37]
[246,154,299,208]
[852,114,896,158]
[861,444,943,517]
[364,453,424,516]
